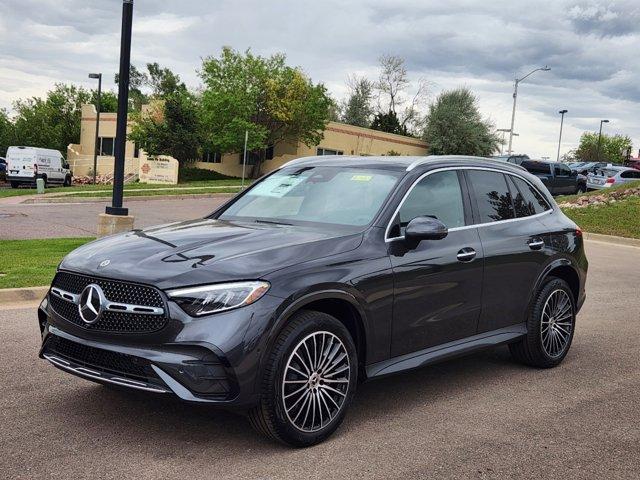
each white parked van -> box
[5,146,72,188]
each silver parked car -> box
[586,166,640,190]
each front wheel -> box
[248,310,358,447]
[509,277,576,368]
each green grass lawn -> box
[0,179,242,199]
[0,238,93,289]
[561,196,640,239]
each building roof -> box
[281,155,526,173]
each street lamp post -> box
[88,73,102,185]
[556,109,568,162]
[507,66,551,155]
[596,119,609,162]
[106,0,134,217]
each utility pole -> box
[596,119,609,162]
[106,0,134,217]
[556,109,568,162]
[89,73,102,184]
[507,66,551,154]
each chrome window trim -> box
[384,166,554,243]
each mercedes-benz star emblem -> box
[78,284,105,324]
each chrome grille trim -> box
[51,286,164,316]
[43,353,170,393]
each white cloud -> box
[1,0,639,158]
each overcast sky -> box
[1,0,639,158]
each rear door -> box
[388,169,483,356]
[465,169,550,333]
[7,149,36,180]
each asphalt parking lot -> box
[1,240,638,479]
[0,196,232,239]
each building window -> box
[202,151,222,163]
[317,147,344,156]
[99,137,115,156]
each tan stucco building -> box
[69,104,428,178]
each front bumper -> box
[38,291,284,407]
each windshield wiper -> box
[254,219,293,226]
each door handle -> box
[457,248,476,262]
[528,239,545,250]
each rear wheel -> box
[63,175,72,187]
[509,277,576,368]
[10,181,19,189]
[248,310,358,447]
[576,183,587,194]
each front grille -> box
[50,271,168,334]
[45,335,160,384]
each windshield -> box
[218,166,402,228]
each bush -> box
[178,167,237,183]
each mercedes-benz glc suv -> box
[38,155,587,447]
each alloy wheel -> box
[281,331,351,433]
[540,289,573,358]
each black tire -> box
[509,277,576,368]
[63,175,72,187]
[576,183,587,194]
[10,181,19,189]
[248,310,358,447]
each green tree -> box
[89,90,118,113]
[370,110,407,136]
[12,83,91,154]
[116,63,186,111]
[199,47,332,176]
[575,132,632,164]
[341,76,375,127]
[128,91,202,167]
[422,87,500,156]
[0,109,15,157]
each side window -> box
[467,170,515,223]
[508,175,551,217]
[555,164,571,177]
[395,171,466,235]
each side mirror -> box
[405,216,448,247]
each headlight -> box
[167,281,270,317]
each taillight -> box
[606,177,615,184]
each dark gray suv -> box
[38,155,588,446]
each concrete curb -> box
[20,192,237,204]
[584,232,640,248]
[0,286,48,305]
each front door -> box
[388,170,483,357]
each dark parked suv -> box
[38,155,587,446]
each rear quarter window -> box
[508,175,551,217]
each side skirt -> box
[366,324,527,379]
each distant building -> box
[69,104,428,178]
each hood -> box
[59,218,363,289]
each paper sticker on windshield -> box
[249,175,305,197]
[351,175,372,182]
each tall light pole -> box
[507,66,551,154]
[107,0,134,217]
[88,73,102,185]
[596,119,609,162]
[556,109,568,162]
